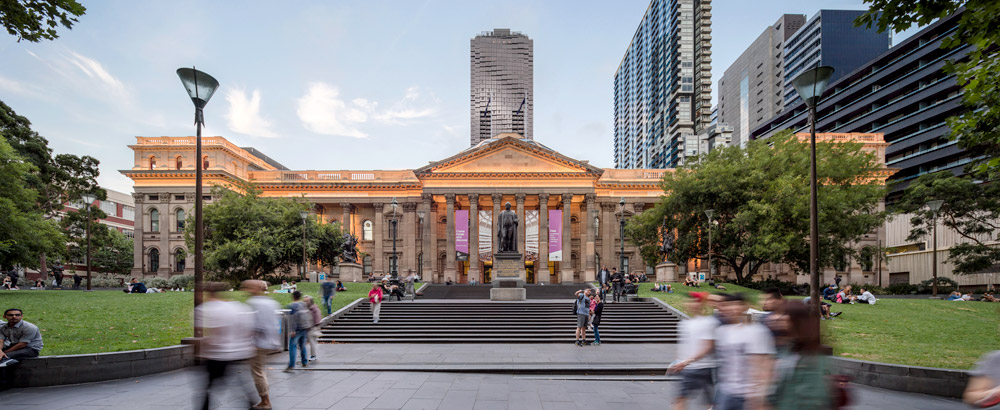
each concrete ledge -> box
[830,357,970,399]
[321,297,365,326]
[13,344,195,387]
[490,288,527,301]
[642,297,689,319]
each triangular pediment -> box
[415,136,603,176]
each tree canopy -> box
[627,131,888,282]
[1,0,86,42]
[0,135,65,269]
[60,204,132,276]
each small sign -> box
[698,272,705,281]
[318,273,326,281]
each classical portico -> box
[123,133,665,283]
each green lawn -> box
[0,281,373,356]
[640,282,1000,369]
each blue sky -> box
[0,0,913,194]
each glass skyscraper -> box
[614,0,713,169]
[470,29,533,146]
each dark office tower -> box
[614,0,713,169]
[471,29,533,146]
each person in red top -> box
[368,283,384,324]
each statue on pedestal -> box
[341,233,358,263]
[497,202,518,253]
[659,221,674,259]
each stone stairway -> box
[319,300,680,343]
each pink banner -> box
[455,210,469,261]
[549,210,562,261]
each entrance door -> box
[483,260,493,282]
[526,260,534,283]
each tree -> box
[188,182,330,283]
[0,135,64,269]
[857,1,1000,176]
[627,131,888,282]
[895,171,1000,275]
[1,0,86,42]
[311,221,345,273]
[60,205,132,275]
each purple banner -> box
[455,210,469,261]
[549,210,562,261]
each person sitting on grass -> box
[30,279,45,290]
[857,288,877,305]
[124,278,148,294]
[1,276,16,290]
[983,292,998,303]
[822,284,837,301]
[335,280,346,292]
[683,276,699,287]
[947,291,963,301]
[802,296,842,320]
[835,285,857,304]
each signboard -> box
[479,210,492,261]
[548,210,562,261]
[526,210,539,261]
[318,273,326,281]
[456,210,469,261]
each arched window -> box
[149,156,157,170]
[174,250,185,272]
[363,255,373,275]
[176,209,185,231]
[150,208,160,232]
[202,156,209,169]
[149,248,160,272]
[363,220,373,241]
[175,156,183,170]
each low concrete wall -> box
[13,344,195,387]
[830,356,970,399]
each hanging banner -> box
[479,210,492,261]
[549,210,562,261]
[456,210,469,261]
[526,210,539,261]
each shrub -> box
[740,278,808,296]
[918,277,958,294]
[90,277,123,288]
[169,275,194,290]
[886,283,920,295]
[146,278,169,289]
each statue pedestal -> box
[656,262,678,283]
[491,252,526,301]
[337,262,363,282]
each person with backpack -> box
[369,283,384,324]
[573,289,591,346]
[284,291,312,372]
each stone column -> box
[602,201,615,274]
[561,193,574,283]
[538,193,549,284]
[158,193,169,277]
[132,193,144,276]
[492,193,502,281]
[468,194,480,283]
[373,202,384,275]
[516,194,526,264]
[584,194,597,282]
[403,202,417,276]
[632,202,645,274]
[444,194,457,280]
[340,203,352,236]
[421,194,433,281]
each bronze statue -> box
[660,221,674,256]
[497,202,519,253]
[341,233,358,263]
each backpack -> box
[572,298,579,315]
[289,302,313,331]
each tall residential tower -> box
[470,29,534,146]
[614,0,713,169]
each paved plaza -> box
[3,343,962,409]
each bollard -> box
[277,309,291,351]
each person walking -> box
[770,300,830,410]
[320,276,336,315]
[242,280,280,410]
[668,292,719,410]
[714,293,776,410]
[303,296,322,363]
[284,291,312,372]
[611,268,624,303]
[195,282,256,410]
[574,289,591,346]
[368,283,384,324]
[590,293,604,346]
[404,270,417,301]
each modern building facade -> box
[470,29,533,145]
[614,0,713,169]
[782,9,891,105]
[718,14,805,148]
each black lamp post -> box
[417,208,426,279]
[618,197,626,275]
[176,67,219,337]
[705,209,714,278]
[926,199,944,298]
[390,197,399,280]
[593,211,600,273]
[300,210,309,279]
[792,65,834,319]
[81,193,96,291]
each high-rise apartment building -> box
[470,29,533,146]
[782,10,890,105]
[614,0,713,169]
[718,14,806,148]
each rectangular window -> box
[148,195,159,201]
[175,195,185,201]
[122,205,135,220]
[99,200,116,216]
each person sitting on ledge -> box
[124,278,148,294]
[30,279,45,290]
[1,276,16,290]
[445,277,453,286]
[0,308,43,368]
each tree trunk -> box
[39,253,48,279]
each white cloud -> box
[224,87,278,138]
[297,82,369,138]
[65,52,126,95]
[372,86,437,124]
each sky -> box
[0,0,916,194]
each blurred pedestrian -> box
[242,280,280,410]
[668,292,719,410]
[321,276,336,315]
[195,282,256,410]
[284,291,311,372]
[303,295,322,363]
[611,268,624,303]
[965,350,1000,407]
[368,283,383,324]
[714,293,776,410]
[404,270,417,300]
[72,273,82,290]
[770,301,830,409]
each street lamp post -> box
[81,194,96,291]
[176,67,220,337]
[300,211,309,279]
[390,197,399,280]
[926,199,944,298]
[705,209,714,278]
[417,209,426,280]
[618,197,626,275]
[792,65,835,319]
[594,212,600,273]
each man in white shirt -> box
[714,293,776,410]
[668,292,720,410]
[857,288,878,305]
[242,280,281,410]
[195,282,256,410]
